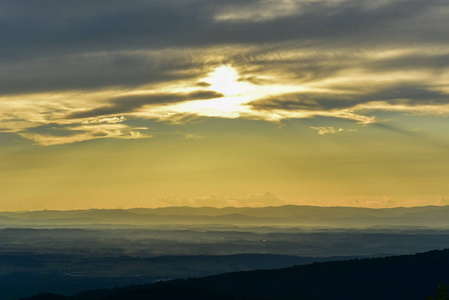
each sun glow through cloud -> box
[206,66,252,96]
[161,65,319,120]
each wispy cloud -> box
[177,131,206,140]
[19,128,149,146]
[18,121,150,146]
[310,126,344,135]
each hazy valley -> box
[1,205,449,299]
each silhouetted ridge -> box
[25,285,267,300]
[20,248,449,300]
[176,248,449,300]
[21,294,71,300]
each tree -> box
[427,284,449,300]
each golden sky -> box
[1,0,449,210]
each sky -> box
[1,0,449,210]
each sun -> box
[205,66,251,96]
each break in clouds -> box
[1,0,448,145]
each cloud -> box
[19,123,150,146]
[1,0,440,63]
[361,196,398,208]
[156,192,287,208]
[82,116,126,124]
[249,84,449,112]
[246,83,449,123]
[68,91,223,119]
[177,131,206,140]
[1,0,449,143]
[214,0,301,23]
[16,116,149,146]
[310,126,344,135]
[440,198,449,206]
[0,0,445,73]
[157,113,210,125]
[0,49,228,96]
[227,192,288,207]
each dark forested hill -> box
[21,248,449,300]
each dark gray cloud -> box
[249,85,449,111]
[365,53,449,73]
[231,46,449,88]
[0,0,444,61]
[0,0,447,95]
[68,91,223,119]
[0,51,206,95]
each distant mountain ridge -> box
[2,205,449,227]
